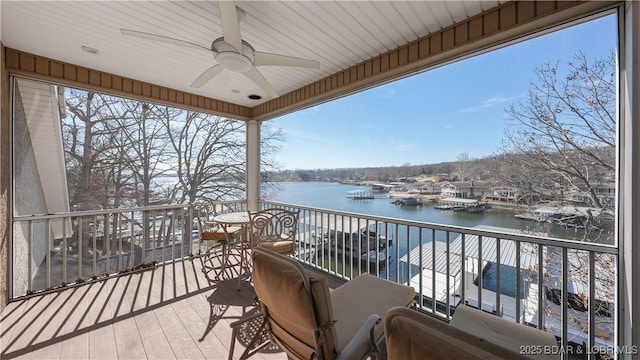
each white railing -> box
[11,199,620,357]
[11,200,247,298]
[260,200,619,358]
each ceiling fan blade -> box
[243,66,279,99]
[191,65,225,88]
[254,52,320,69]
[120,29,210,53]
[218,1,243,52]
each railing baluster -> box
[130,210,135,268]
[394,224,400,283]
[368,220,378,276]
[432,228,436,313]
[477,235,483,313]
[405,226,411,285]
[515,240,521,324]
[496,237,501,316]
[588,252,596,357]
[561,247,569,355]
[418,227,423,310]
[151,209,157,262]
[105,213,111,274]
[340,214,345,278]
[384,222,390,280]
[446,231,450,317]
[141,211,147,263]
[77,218,83,280]
[28,220,33,293]
[46,219,51,289]
[62,218,67,284]
[118,212,123,271]
[92,215,97,275]
[460,233,466,308]
[367,221,381,276]
[538,243,544,330]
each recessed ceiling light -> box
[248,94,262,100]
[231,89,240,93]
[81,46,99,54]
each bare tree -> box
[159,108,246,203]
[499,51,616,210]
[456,151,471,182]
[64,89,124,209]
[64,89,128,257]
[114,101,171,206]
[260,121,285,197]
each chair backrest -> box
[449,304,559,360]
[191,201,230,241]
[384,306,526,360]
[248,208,299,246]
[252,247,337,359]
[192,202,217,238]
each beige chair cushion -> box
[201,225,242,241]
[330,273,415,353]
[449,304,559,360]
[253,248,415,360]
[385,307,525,360]
[253,248,336,358]
[259,240,295,254]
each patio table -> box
[214,211,252,288]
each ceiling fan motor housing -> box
[212,38,255,73]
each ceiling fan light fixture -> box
[215,51,252,73]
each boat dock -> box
[399,225,615,347]
[435,197,490,212]
[345,189,375,199]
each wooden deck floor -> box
[0,252,346,359]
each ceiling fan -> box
[120,0,320,99]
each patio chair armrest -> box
[336,314,382,360]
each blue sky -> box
[270,12,617,170]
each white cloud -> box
[283,128,333,145]
[459,96,515,113]
[393,143,417,152]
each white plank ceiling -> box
[1,1,499,107]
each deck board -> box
[1,253,351,360]
[0,252,352,360]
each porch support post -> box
[0,43,10,310]
[621,0,639,354]
[246,119,260,211]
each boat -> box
[437,198,489,212]
[370,183,394,193]
[391,195,422,206]
[515,205,601,229]
[466,203,491,213]
[399,197,421,206]
[346,190,374,199]
[323,231,390,268]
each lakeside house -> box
[487,186,522,203]
[419,180,441,195]
[440,181,492,199]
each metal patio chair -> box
[192,201,243,280]
[228,247,416,360]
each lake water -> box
[269,181,525,230]
[266,181,601,294]
[267,181,607,240]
